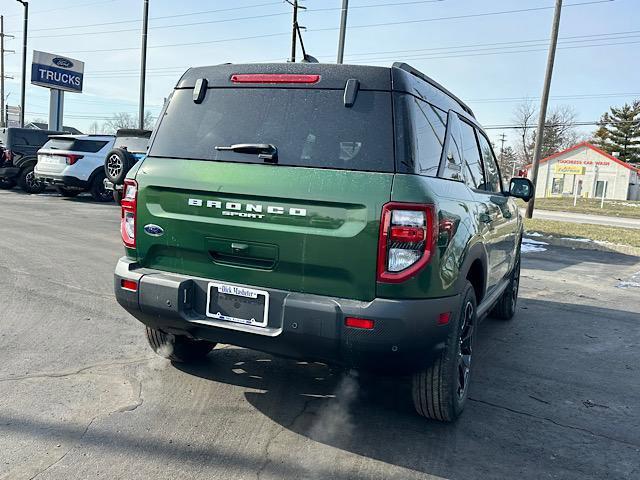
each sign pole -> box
[48,89,63,131]
[16,1,28,127]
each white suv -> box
[34,135,115,201]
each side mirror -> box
[509,177,534,202]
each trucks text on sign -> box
[31,51,84,93]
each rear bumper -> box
[35,173,88,189]
[115,257,460,373]
[0,167,20,179]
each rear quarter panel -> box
[378,174,482,300]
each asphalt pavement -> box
[1,189,639,480]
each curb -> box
[525,234,640,257]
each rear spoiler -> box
[116,129,152,138]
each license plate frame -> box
[206,282,269,327]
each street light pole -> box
[138,0,149,130]
[526,0,563,219]
[337,0,349,64]
[15,0,28,128]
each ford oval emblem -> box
[143,224,164,237]
[52,57,74,69]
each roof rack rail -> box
[392,62,475,118]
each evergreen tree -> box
[592,101,640,165]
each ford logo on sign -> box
[143,224,164,237]
[52,57,74,69]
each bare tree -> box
[512,100,537,165]
[102,111,156,134]
[512,102,579,163]
[102,112,136,134]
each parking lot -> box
[0,189,639,480]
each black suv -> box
[0,127,63,193]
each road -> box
[1,189,639,480]
[525,208,640,229]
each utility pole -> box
[1,16,6,128]
[15,0,28,128]
[526,0,562,219]
[337,0,349,64]
[138,0,149,130]
[286,0,305,62]
[498,133,506,159]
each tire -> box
[0,177,16,189]
[17,165,46,194]
[491,248,521,320]
[104,148,136,185]
[145,327,216,362]
[56,186,82,197]
[89,172,113,202]
[412,281,477,422]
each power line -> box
[3,0,124,19]
[43,0,616,55]
[68,28,638,77]
[6,1,286,34]
[346,38,640,63]
[72,36,640,78]
[483,120,639,130]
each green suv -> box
[114,62,533,422]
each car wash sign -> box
[31,51,84,93]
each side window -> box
[394,93,446,176]
[440,111,464,182]
[459,120,485,190]
[477,133,503,193]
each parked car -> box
[103,128,151,203]
[113,63,534,422]
[34,134,115,201]
[0,127,64,193]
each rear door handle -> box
[231,243,249,253]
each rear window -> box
[114,136,149,154]
[149,88,394,172]
[44,138,109,153]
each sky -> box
[1,0,639,148]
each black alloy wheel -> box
[457,300,475,401]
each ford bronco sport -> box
[114,63,533,422]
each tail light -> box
[120,179,137,248]
[64,154,84,165]
[377,202,436,283]
[2,149,13,163]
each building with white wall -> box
[526,142,640,201]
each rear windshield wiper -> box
[214,143,278,163]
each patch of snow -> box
[609,202,640,208]
[561,237,593,243]
[526,231,544,237]
[523,238,549,245]
[522,243,547,253]
[522,237,548,253]
[617,271,640,289]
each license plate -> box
[39,155,65,165]
[206,282,269,327]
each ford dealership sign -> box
[31,51,84,93]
